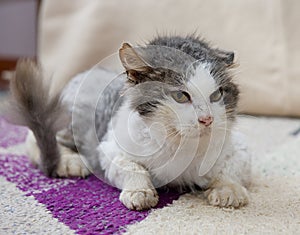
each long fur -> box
[9,59,68,176]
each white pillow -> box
[39,0,300,116]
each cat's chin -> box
[180,127,211,139]
[200,126,212,136]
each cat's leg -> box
[105,158,158,210]
[204,147,251,208]
[26,131,90,177]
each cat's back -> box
[62,67,123,108]
[61,67,126,142]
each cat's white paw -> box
[205,183,249,208]
[119,188,159,210]
[56,147,90,178]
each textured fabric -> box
[125,176,300,234]
[0,178,75,235]
[38,0,300,117]
[125,116,300,234]
[0,117,180,234]
[1,117,300,234]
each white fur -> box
[55,146,90,178]
[26,130,90,178]
[26,130,41,167]
[97,64,251,210]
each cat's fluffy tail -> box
[9,59,68,176]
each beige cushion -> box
[38,0,300,117]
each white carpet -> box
[0,177,75,235]
[125,116,300,234]
[125,176,300,234]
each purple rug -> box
[0,118,180,234]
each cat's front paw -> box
[120,188,159,210]
[205,183,249,208]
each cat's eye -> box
[171,91,191,103]
[210,87,223,103]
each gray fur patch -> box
[149,35,235,67]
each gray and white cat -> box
[10,35,251,210]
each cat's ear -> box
[215,49,237,67]
[119,43,151,75]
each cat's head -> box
[119,42,239,139]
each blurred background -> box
[0,0,300,117]
[0,0,37,91]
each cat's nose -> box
[198,116,213,126]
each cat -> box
[9,35,251,210]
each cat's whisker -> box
[165,127,183,136]
[165,130,182,142]
[165,131,179,137]
[163,127,179,133]
[214,127,233,132]
[213,122,231,127]
[212,122,233,131]
[235,114,260,120]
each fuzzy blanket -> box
[0,117,299,234]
